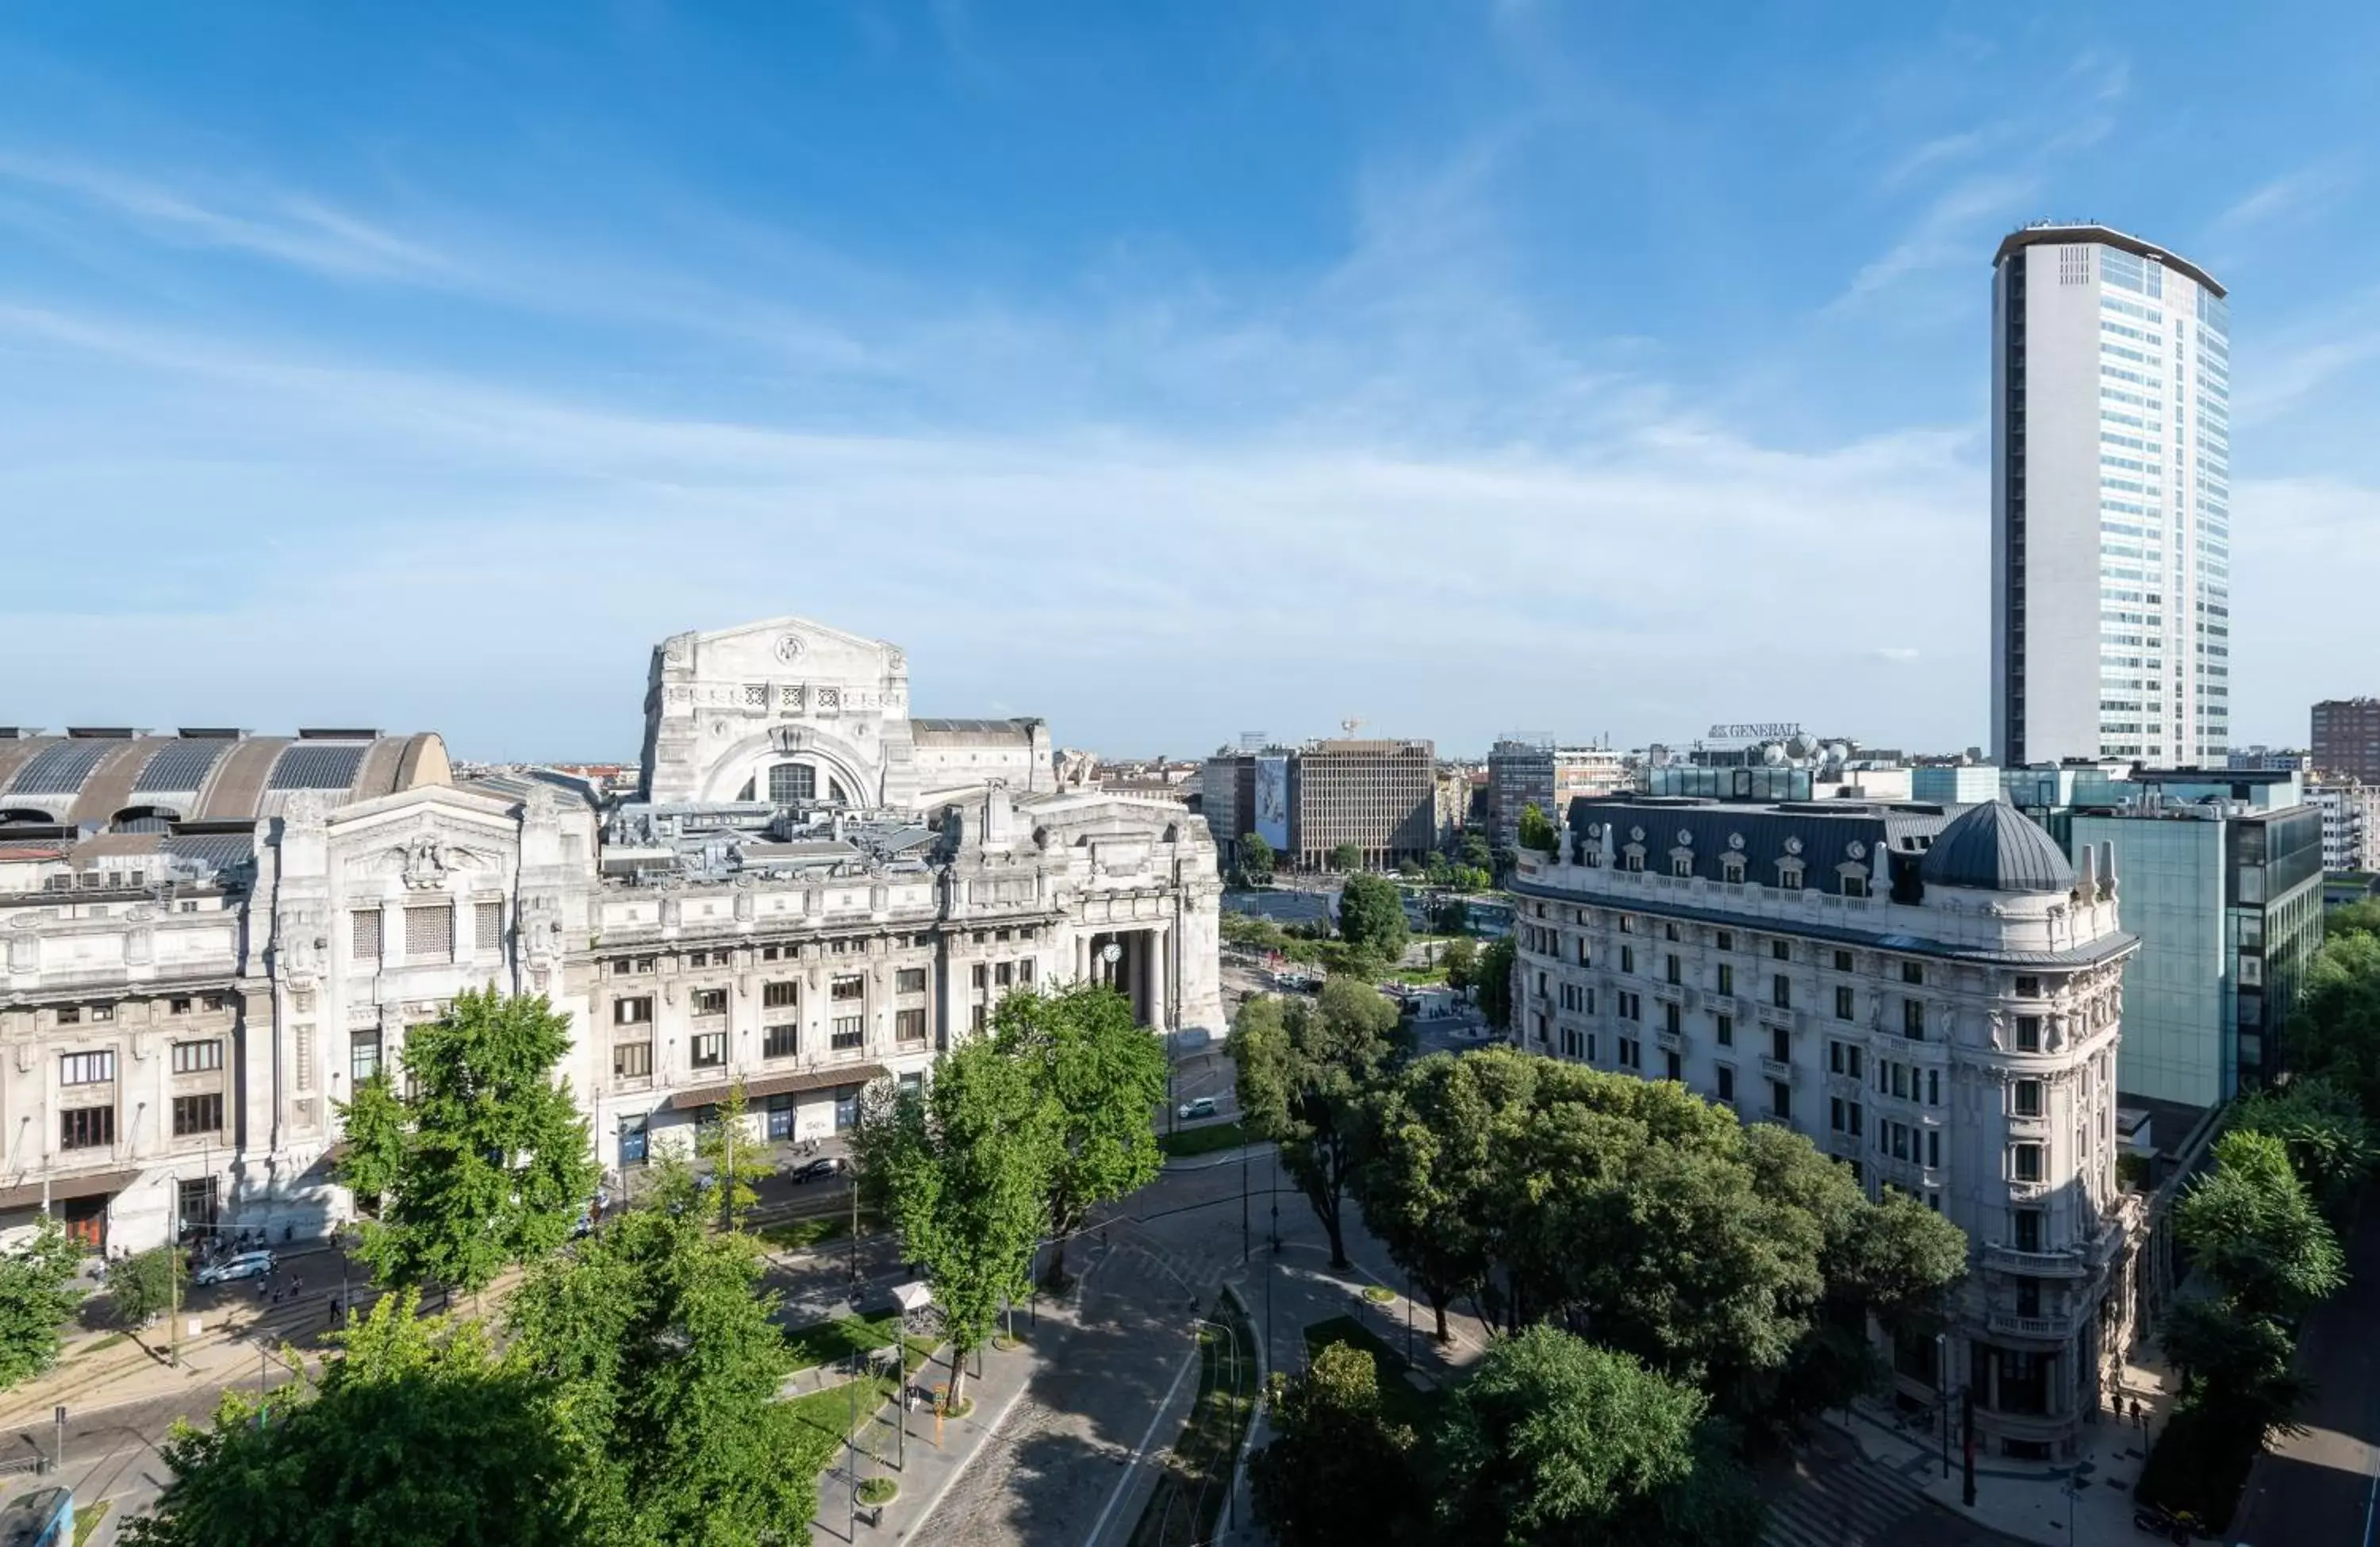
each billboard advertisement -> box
[1253,756,1291,851]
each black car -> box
[789,1156,844,1184]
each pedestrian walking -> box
[328,1295,341,1327]
[2129,1395,2144,1429]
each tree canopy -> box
[991,983,1168,1288]
[1238,833,1276,885]
[1433,1326,1761,1547]
[0,1217,81,1391]
[692,1079,764,1232]
[1517,802,1560,857]
[1330,842,1364,873]
[2230,1076,2376,1221]
[505,1160,817,1545]
[2175,1128,2345,1321]
[1472,935,1518,1032]
[340,988,600,1295]
[1441,935,1480,992]
[124,1292,576,1547]
[1248,1342,1420,1547]
[1232,981,1407,1269]
[852,1040,1053,1407]
[1338,873,1410,966]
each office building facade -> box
[2313,698,2380,785]
[1511,797,2140,1461]
[1991,225,2231,767]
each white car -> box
[194,1250,276,1288]
[1177,1096,1219,1121]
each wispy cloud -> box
[1878,129,1985,191]
[0,150,455,282]
[1830,172,2039,310]
[2213,164,2355,232]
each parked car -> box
[1177,1096,1219,1121]
[194,1250,276,1288]
[790,1156,844,1184]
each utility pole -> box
[846,1348,858,1539]
[169,1246,182,1368]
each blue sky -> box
[3,2,2375,761]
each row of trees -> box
[2140,900,2380,1522]
[1231,977,1970,1541]
[850,982,1169,1407]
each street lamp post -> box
[1937,1333,1949,1480]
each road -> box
[2229,1187,2380,1547]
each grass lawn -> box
[1159,1121,1248,1158]
[784,1335,940,1478]
[785,1312,908,1374]
[1303,1314,1445,1433]
[756,1209,883,1252]
[71,1499,110,1547]
[1127,1296,1259,1547]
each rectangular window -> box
[832,976,866,1003]
[1716,1065,1736,1102]
[171,1092,224,1137]
[615,996,653,1027]
[1772,975,1791,1009]
[689,1032,726,1069]
[970,1004,987,1032]
[832,1015,866,1051]
[613,1041,653,1079]
[60,1051,114,1086]
[1891,1123,1910,1161]
[352,910,382,959]
[60,1106,113,1150]
[1834,985,1855,1021]
[1833,950,1853,973]
[2013,1079,2042,1116]
[896,1008,927,1043]
[474,901,503,952]
[1715,931,1733,952]
[1771,1025,1791,1064]
[55,1008,79,1027]
[996,961,1014,988]
[1770,1081,1792,1121]
[1716,1015,1733,1046]
[2014,1208,2044,1253]
[1779,869,1802,891]
[1620,946,1635,974]
[1901,962,1924,985]
[2016,975,2042,999]
[690,988,727,1018]
[171,1040,223,1075]
[896,968,928,995]
[971,962,988,989]
[1664,954,1681,985]
[762,1024,800,1059]
[1844,874,1868,898]
[169,996,192,1016]
[1891,1064,1909,1100]
[405,905,453,962]
[1772,940,1790,961]
[763,981,799,1008]
[1902,1000,1925,1040]
[1663,1002,1681,1035]
[1928,1069,1940,1107]
[1664,1050,1682,1081]
[1927,1129,1940,1169]
[2012,1142,2044,1182]
[2016,1015,2041,1052]
[88,1004,113,1023]
[1716,963,1734,996]
[351,1030,382,1083]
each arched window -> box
[768,764,817,805]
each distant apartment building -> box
[2310,780,2380,874]
[1486,740,1556,852]
[2226,747,2312,774]
[2313,698,2380,784]
[1511,796,2141,1461]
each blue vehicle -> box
[0,1485,73,1547]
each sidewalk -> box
[1827,1349,2176,1546]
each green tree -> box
[1473,935,1517,1032]
[123,1291,575,1547]
[0,1217,81,1390]
[1330,842,1363,873]
[2175,1129,2344,1321]
[2160,1297,2310,1453]
[1517,802,1560,857]
[693,1078,763,1232]
[1238,832,1276,886]
[106,1246,181,1331]
[1231,981,1405,1269]
[1248,1342,1421,1547]
[2232,1076,2376,1219]
[1441,935,1480,993]
[1433,1326,1763,1547]
[1428,895,1470,936]
[852,1044,1052,1408]
[340,988,601,1296]
[1351,1053,1499,1341]
[1338,873,1411,965]
[992,984,1167,1290]
[1459,831,1493,873]
[2290,930,2380,1114]
[507,1158,817,1545]
[335,1069,408,1217]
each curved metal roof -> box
[1920,801,2075,894]
[0,733,449,826]
[1991,224,2224,298]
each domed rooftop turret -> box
[1919,801,2075,894]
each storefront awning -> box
[667,1063,892,1112]
[0,1167,141,1212]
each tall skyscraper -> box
[1990,225,2231,767]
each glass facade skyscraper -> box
[1991,225,2230,767]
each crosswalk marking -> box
[1763,1448,1937,1547]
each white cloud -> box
[2212,164,2355,233]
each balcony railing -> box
[1987,1308,2084,1342]
[1982,1243,2090,1279]
[1758,1057,1797,1084]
